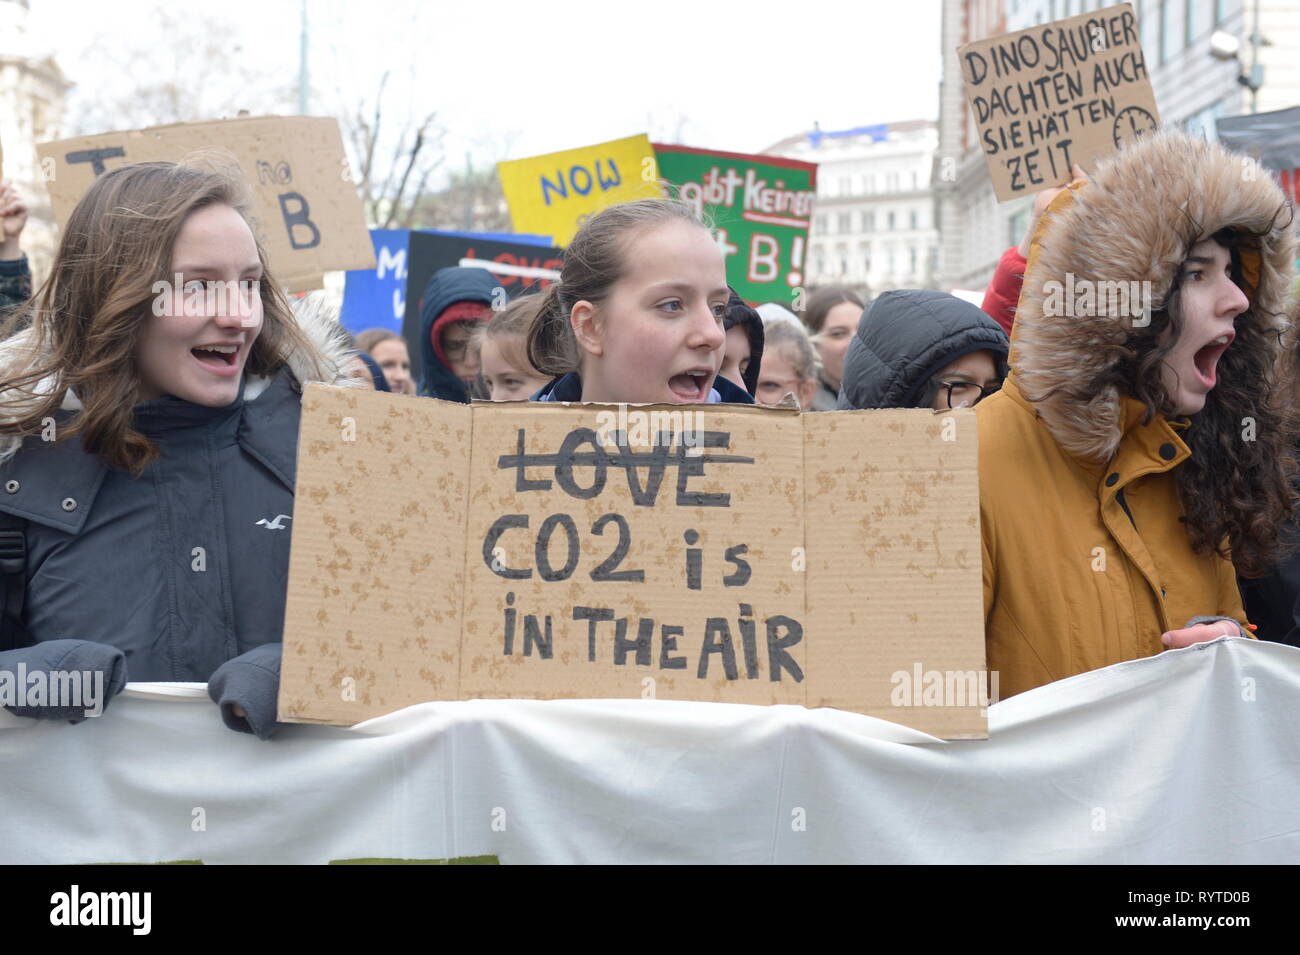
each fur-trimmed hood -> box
[1011,129,1296,463]
[0,291,359,467]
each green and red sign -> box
[653,144,818,303]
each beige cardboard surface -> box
[959,3,1159,202]
[803,410,987,738]
[458,402,807,705]
[278,386,471,725]
[36,116,374,291]
[279,386,988,738]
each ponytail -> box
[525,283,578,377]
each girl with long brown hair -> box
[0,161,355,737]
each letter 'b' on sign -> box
[279,192,322,250]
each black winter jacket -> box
[0,308,356,735]
[837,289,1009,410]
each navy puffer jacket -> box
[0,306,357,735]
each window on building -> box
[1185,99,1228,141]
[887,210,895,231]
[1214,0,1225,25]
[814,214,825,235]
[909,246,918,274]
[839,212,852,234]
[1140,0,1154,56]
[1008,207,1030,248]
[840,176,852,196]
[862,210,875,232]
[1185,0,1195,47]
[861,244,872,274]
[911,170,919,190]
[909,209,918,230]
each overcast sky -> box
[26,0,943,173]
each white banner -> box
[2,638,1298,864]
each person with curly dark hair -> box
[978,129,1297,699]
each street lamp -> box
[1208,5,1271,115]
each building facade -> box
[762,120,940,297]
[0,0,70,283]
[935,0,1299,294]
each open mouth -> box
[667,369,713,402]
[1191,333,1233,388]
[191,343,241,373]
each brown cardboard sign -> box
[959,3,1159,202]
[278,386,989,739]
[36,116,375,292]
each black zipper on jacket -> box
[1116,486,1137,531]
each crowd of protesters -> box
[1,124,1298,738]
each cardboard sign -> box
[402,230,565,380]
[653,145,817,303]
[342,229,556,335]
[497,135,661,246]
[277,387,988,739]
[958,3,1159,201]
[36,116,375,292]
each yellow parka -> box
[976,131,1295,698]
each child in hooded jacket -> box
[417,266,498,402]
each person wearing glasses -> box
[836,288,1009,412]
[417,266,499,402]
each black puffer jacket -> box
[837,289,1009,410]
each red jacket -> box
[980,246,1025,336]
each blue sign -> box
[341,229,553,335]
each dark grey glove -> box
[207,643,284,740]
[1185,615,1247,638]
[0,639,128,722]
